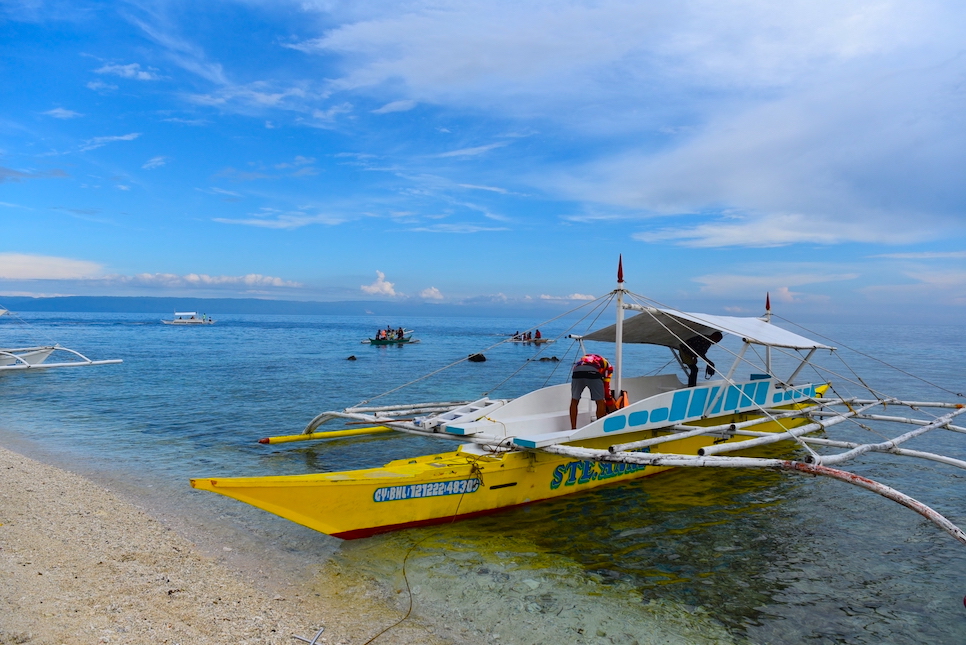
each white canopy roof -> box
[582,308,832,350]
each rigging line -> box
[630,302,823,461]
[772,313,964,399]
[0,304,61,348]
[485,293,616,397]
[539,338,580,389]
[831,350,887,401]
[803,356,916,405]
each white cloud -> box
[361,270,396,296]
[436,142,507,158]
[0,253,103,280]
[372,99,417,114]
[408,223,508,233]
[871,251,966,260]
[692,271,859,298]
[213,209,346,229]
[539,293,596,301]
[121,273,301,288]
[44,108,82,119]
[86,81,118,91]
[861,270,966,305]
[80,133,141,152]
[294,1,966,245]
[142,156,168,169]
[459,183,508,194]
[312,102,353,121]
[420,286,444,300]
[94,63,160,81]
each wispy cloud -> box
[162,117,208,126]
[0,253,104,280]
[408,223,508,233]
[274,156,316,169]
[0,166,68,183]
[94,63,160,80]
[142,156,168,169]
[117,273,301,288]
[871,251,966,260]
[213,208,346,229]
[372,99,417,114]
[436,142,507,158]
[80,132,141,152]
[693,271,860,298]
[539,293,596,301]
[44,108,83,119]
[86,80,118,92]
[459,183,508,194]
[361,270,396,296]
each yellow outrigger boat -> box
[191,261,966,544]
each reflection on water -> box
[2,312,966,644]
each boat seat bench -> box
[444,409,573,437]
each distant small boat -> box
[363,329,418,345]
[509,337,555,345]
[163,312,215,325]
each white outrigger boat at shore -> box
[192,260,966,543]
[0,307,122,371]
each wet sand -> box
[0,445,451,645]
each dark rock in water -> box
[347,355,357,361]
[539,356,560,362]
[468,353,486,362]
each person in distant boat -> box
[679,331,723,387]
[570,353,614,429]
[535,329,542,339]
[513,331,520,340]
[397,327,405,339]
[376,329,386,340]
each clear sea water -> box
[2,311,966,644]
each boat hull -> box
[368,336,414,345]
[191,407,816,539]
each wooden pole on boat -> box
[614,255,624,399]
[258,426,394,444]
[764,293,772,376]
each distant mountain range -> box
[0,295,564,318]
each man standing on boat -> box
[570,353,613,429]
[679,331,723,387]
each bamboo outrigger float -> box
[190,260,966,543]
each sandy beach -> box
[0,445,452,645]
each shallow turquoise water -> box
[2,311,966,644]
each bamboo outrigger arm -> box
[539,444,966,547]
[0,345,122,370]
[813,405,966,466]
[302,401,470,434]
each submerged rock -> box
[468,353,486,362]
[347,355,357,361]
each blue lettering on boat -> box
[373,478,480,503]
[549,449,651,490]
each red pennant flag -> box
[617,255,624,283]
[766,292,771,311]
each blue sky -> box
[2,0,965,321]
